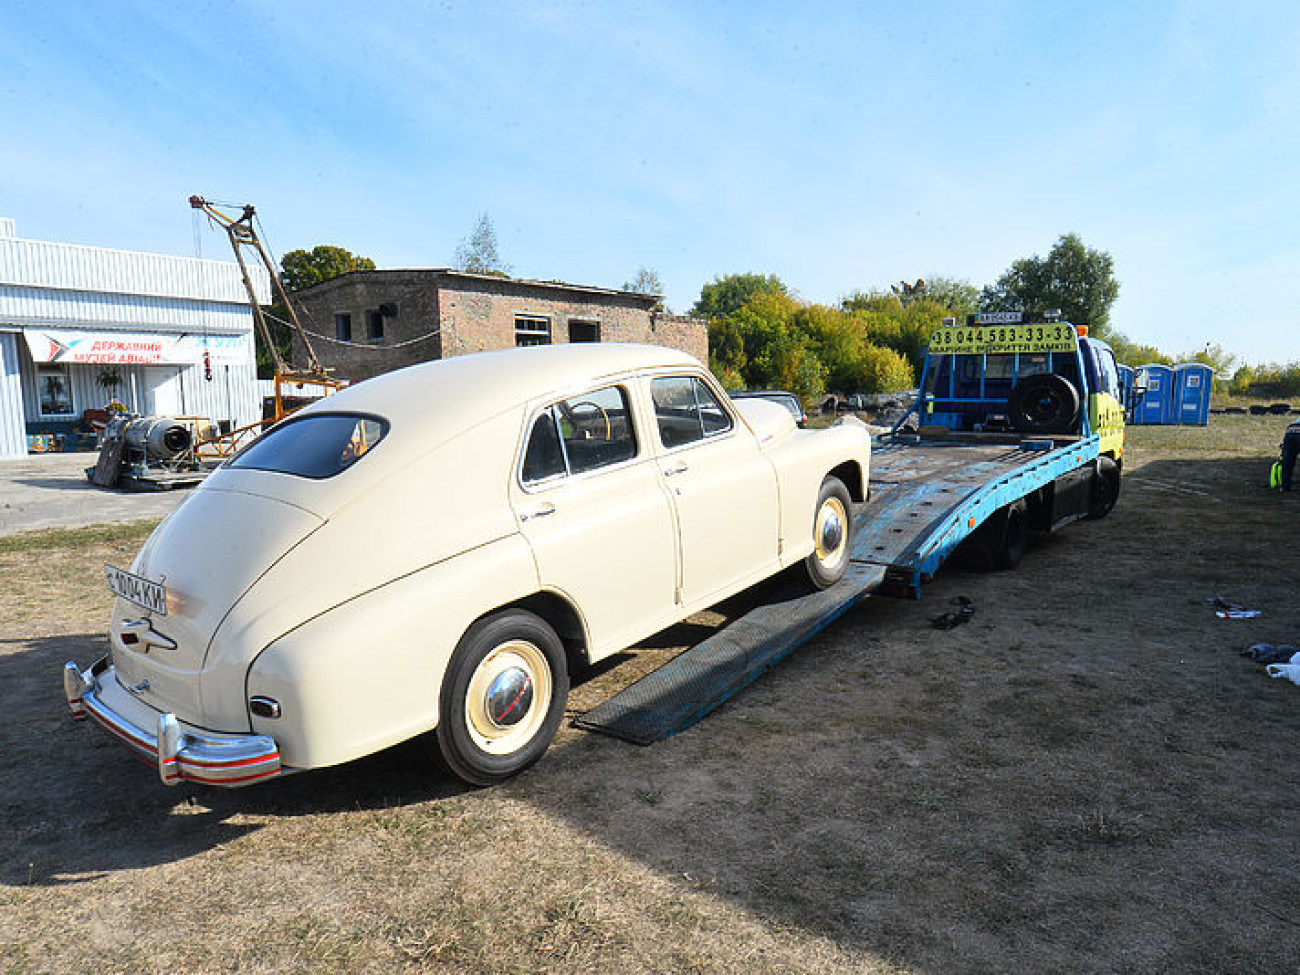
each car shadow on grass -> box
[0,631,476,888]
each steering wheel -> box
[562,400,611,440]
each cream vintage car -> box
[64,343,871,786]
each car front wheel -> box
[803,475,854,590]
[434,609,569,786]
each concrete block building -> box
[0,217,266,459]
[289,270,707,383]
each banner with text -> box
[23,328,247,366]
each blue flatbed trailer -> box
[576,427,1106,745]
[577,313,1126,744]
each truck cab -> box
[886,311,1125,556]
[911,311,1125,461]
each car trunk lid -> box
[109,486,324,728]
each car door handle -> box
[520,502,556,522]
[662,463,689,477]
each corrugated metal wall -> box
[0,226,266,453]
[17,344,261,430]
[0,285,255,333]
[0,237,270,304]
[0,332,27,459]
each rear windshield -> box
[229,414,388,479]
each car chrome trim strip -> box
[64,658,283,787]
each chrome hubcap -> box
[815,497,849,570]
[465,641,552,756]
[485,667,533,727]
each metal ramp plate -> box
[574,562,886,745]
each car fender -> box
[764,422,870,566]
[243,532,540,771]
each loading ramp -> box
[576,434,1101,744]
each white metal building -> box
[0,217,268,459]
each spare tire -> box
[1008,374,1081,434]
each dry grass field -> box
[2,415,1299,973]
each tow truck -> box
[577,310,1127,744]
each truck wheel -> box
[433,609,568,786]
[994,499,1028,570]
[1008,374,1081,434]
[803,476,854,590]
[1088,456,1121,519]
[958,499,1028,571]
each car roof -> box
[297,343,703,439]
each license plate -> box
[105,563,167,616]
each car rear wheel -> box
[803,475,854,590]
[434,609,568,786]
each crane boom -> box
[188,195,329,380]
[188,195,346,456]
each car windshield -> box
[228,414,388,479]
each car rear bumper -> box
[63,657,283,787]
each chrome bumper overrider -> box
[63,657,283,787]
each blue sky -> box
[2,0,1297,366]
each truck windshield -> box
[228,414,388,479]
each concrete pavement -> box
[0,452,192,536]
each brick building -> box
[289,270,707,382]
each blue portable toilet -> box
[1133,363,1174,425]
[1174,363,1213,425]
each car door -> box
[648,374,780,608]
[510,382,680,661]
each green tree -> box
[1105,331,1170,368]
[841,292,944,378]
[981,233,1120,336]
[256,245,376,377]
[454,213,510,276]
[691,272,789,320]
[622,266,666,311]
[844,276,978,319]
[916,275,980,318]
[279,245,376,293]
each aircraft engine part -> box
[123,416,194,461]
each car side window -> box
[521,410,565,482]
[522,385,637,484]
[651,376,734,448]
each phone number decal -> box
[927,323,1077,355]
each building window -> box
[569,319,600,343]
[37,365,74,416]
[335,312,352,341]
[515,315,552,347]
[366,310,384,340]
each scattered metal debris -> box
[1242,643,1299,666]
[931,595,976,630]
[1206,596,1261,620]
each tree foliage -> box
[622,266,665,311]
[622,266,663,295]
[454,213,510,276]
[692,272,789,321]
[256,245,377,378]
[1227,361,1300,397]
[280,245,376,293]
[980,233,1120,337]
[706,286,920,400]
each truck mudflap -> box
[63,657,283,787]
